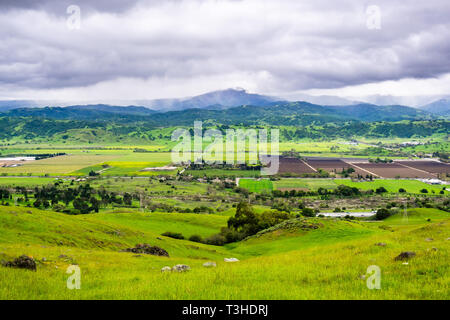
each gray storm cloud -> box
[1,0,450,100]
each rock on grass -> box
[172,264,191,272]
[394,252,416,261]
[122,244,169,257]
[3,255,37,271]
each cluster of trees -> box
[165,202,296,246]
[369,157,393,163]
[205,202,291,245]
[0,188,11,200]
[8,183,136,214]
[340,167,355,177]
[271,185,363,198]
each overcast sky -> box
[1,0,450,104]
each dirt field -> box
[306,159,352,172]
[278,157,316,175]
[396,160,450,174]
[350,162,436,178]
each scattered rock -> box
[26,211,32,214]
[42,257,47,262]
[224,258,239,262]
[428,247,438,252]
[374,242,387,247]
[122,244,169,257]
[172,264,190,272]
[161,266,172,272]
[203,262,217,268]
[394,252,416,261]
[425,238,434,242]
[359,274,366,280]
[58,254,75,263]
[402,262,409,265]
[156,237,162,240]
[3,255,37,271]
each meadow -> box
[0,205,448,299]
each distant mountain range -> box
[0,102,434,126]
[1,105,156,121]
[0,88,448,123]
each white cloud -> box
[0,0,450,101]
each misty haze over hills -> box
[0,88,449,116]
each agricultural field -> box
[240,178,449,195]
[278,157,316,175]
[349,162,437,179]
[338,179,449,194]
[0,155,120,176]
[396,160,450,174]
[185,169,262,178]
[238,179,273,193]
[273,178,338,191]
[305,158,354,174]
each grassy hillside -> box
[0,205,448,299]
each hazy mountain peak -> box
[420,99,450,115]
[146,88,283,111]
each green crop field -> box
[238,179,273,193]
[186,169,261,178]
[273,178,338,190]
[338,179,448,194]
[0,155,120,176]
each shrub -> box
[188,234,203,243]
[376,187,388,194]
[399,188,406,193]
[375,208,391,220]
[204,234,226,246]
[420,188,429,194]
[219,202,292,243]
[161,231,185,240]
[302,207,316,217]
[221,228,245,243]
